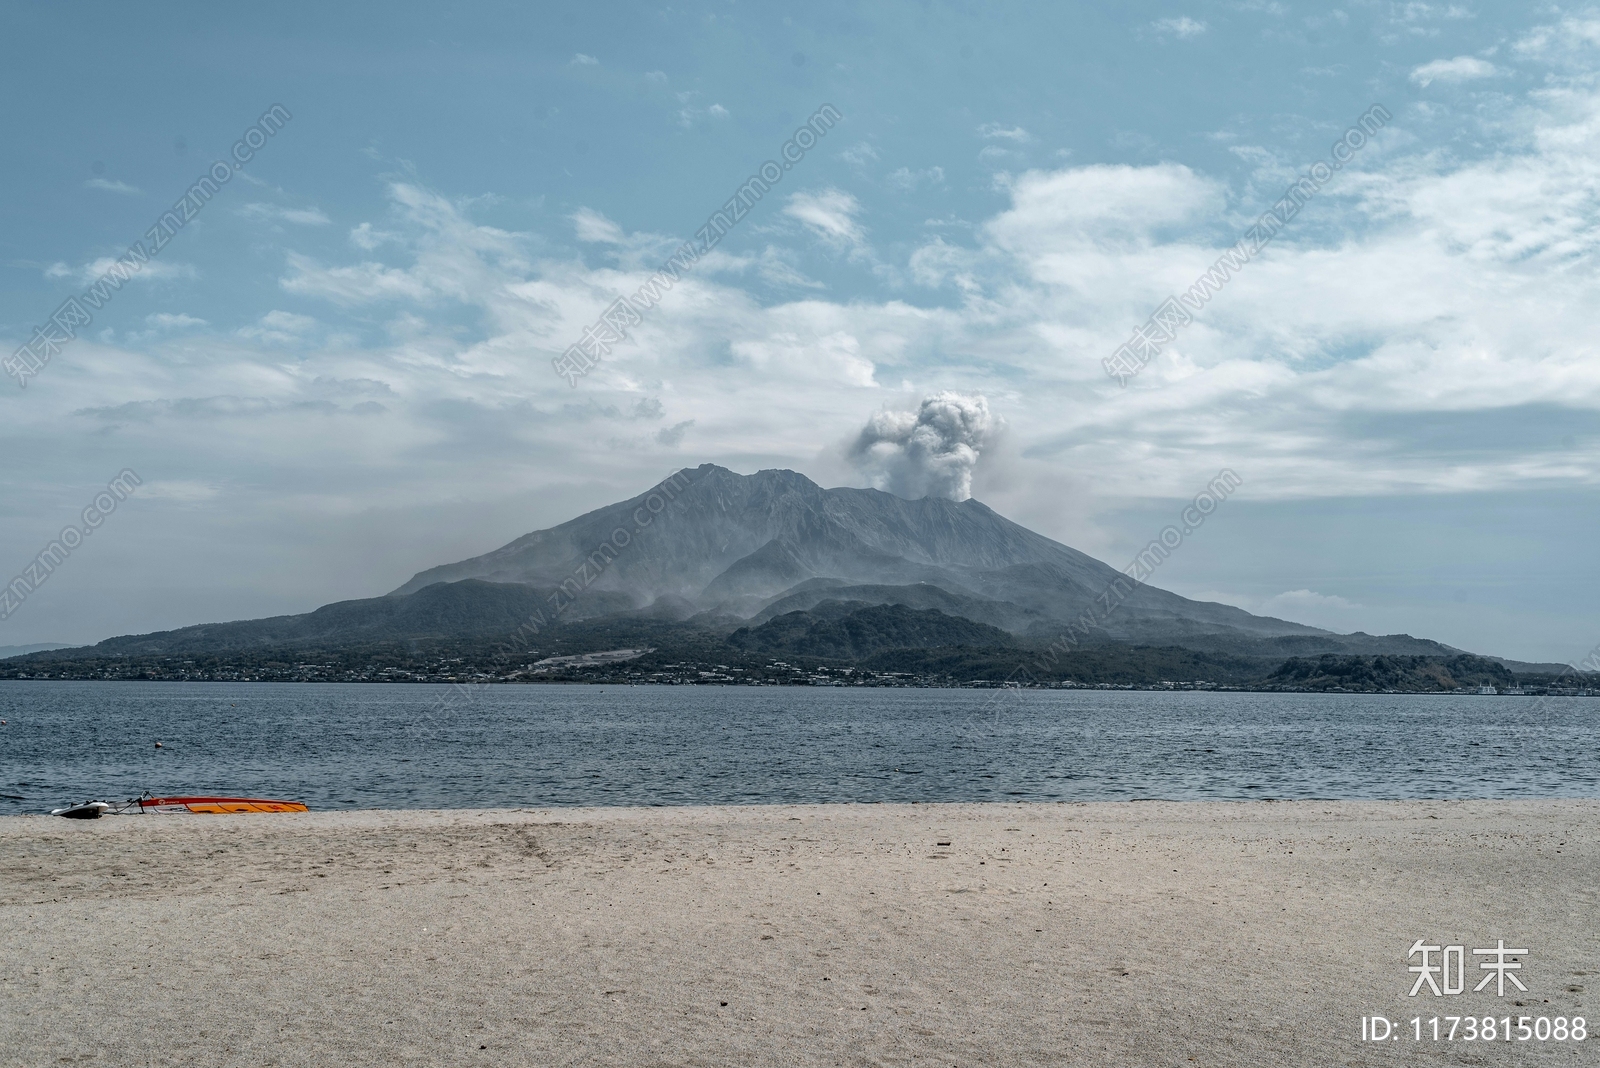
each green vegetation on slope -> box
[1265,654,1515,692]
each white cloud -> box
[118,311,210,344]
[978,145,1022,167]
[1151,16,1207,38]
[841,142,879,167]
[655,419,694,446]
[180,106,1600,510]
[783,189,867,252]
[237,310,319,344]
[698,244,827,290]
[279,183,528,307]
[671,91,730,128]
[145,313,207,330]
[1513,14,1600,58]
[1263,589,1361,613]
[136,480,221,502]
[1192,588,1365,632]
[44,258,192,285]
[350,222,397,250]
[754,248,825,289]
[907,237,978,293]
[242,203,332,225]
[571,208,627,244]
[83,178,141,195]
[1409,55,1500,86]
[571,53,598,65]
[978,123,1033,143]
[985,162,1223,253]
[887,166,945,191]
[1379,1,1472,40]
[117,87,1600,507]
[281,254,435,304]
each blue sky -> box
[2,0,1598,663]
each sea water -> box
[0,682,1595,812]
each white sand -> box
[1,800,1595,1066]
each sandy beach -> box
[1,800,1595,1066]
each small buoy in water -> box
[154,741,163,748]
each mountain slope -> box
[391,464,1329,643]
[748,580,1047,633]
[83,580,634,656]
[1266,654,1515,692]
[727,603,1017,660]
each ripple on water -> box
[0,682,1595,811]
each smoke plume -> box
[850,392,993,501]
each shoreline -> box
[8,792,1600,821]
[4,794,1598,821]
[5,675,1600,694]
[4,799,1595,1065]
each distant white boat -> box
[1477,685,1498,695]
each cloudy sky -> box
[3,1,1598,663]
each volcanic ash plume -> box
[850,392,993,501]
